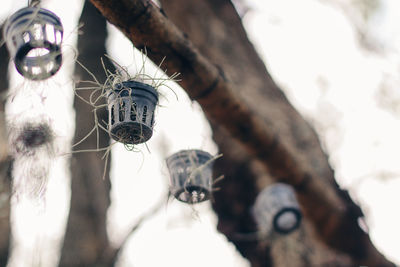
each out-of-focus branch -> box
[88,0,394,266]
[0,159,11,267]
[0,25,9,162]
[59,1,113,266]
[0,24,11,267]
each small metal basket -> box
[252,183,302,235]
[166,149,214,204]
[107,80,158,145]
[3,7,63,80]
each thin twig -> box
[109,196,166,266]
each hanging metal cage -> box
[166,149,214,204]
[3,7,63,80]
[252,183,302,235]
[107,80,158,145]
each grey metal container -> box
[107,80,158,145]
[3,7,63,80]
[252,183,302,235]
[166,149,214,204]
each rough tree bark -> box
[59,1,114,266]
[0,25,11,267]
[159,1,354,266]
[0,26,9,163]
[87,0,394,266]
[0,157,10,267]
[211,123,353,267]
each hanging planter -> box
[107,80,158,145]
[252,183,302,235]
[3,7,63,80]
[166,149,214,204]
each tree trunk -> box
[88,0,394,266]
[0,25,9,163]
[211,123,353,266]
[0,159,11,267]
[158,1,355,266]
[59,1,115,266]
[0,24,11,267]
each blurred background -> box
[0,0,399,266]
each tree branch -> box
[88,0,394,266]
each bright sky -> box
[2,0,400,266]
[245,0,400,263]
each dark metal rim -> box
[172,185,211,204]
[272,207,302,234]
[110,80,158,101]
[14,42,62,80]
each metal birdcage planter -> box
[3,7,63,80]
[107,80,158,145]
[166,149,214,204]
[252,183,302,235]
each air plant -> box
[72,50,180,179]
[8,120,56,199]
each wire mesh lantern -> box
[3,7,63,80]
[107,80,158,145]
[166,149,214,204]
[252,183,302,235]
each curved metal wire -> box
[28,0,41,7]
